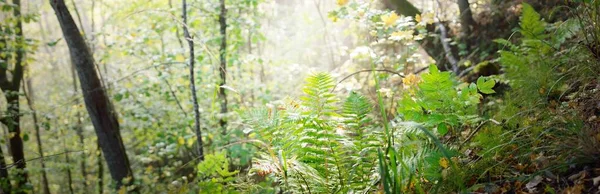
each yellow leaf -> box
[439,157,449,169]
[402,73,421,87]
[381,12,399,27]
[329,15,339,23]
[146,165,154,173]
[178,136,185,145]
[118,187,127,194]
[336,0,348,6]
[175,55,185,62]
[187,137,195,147]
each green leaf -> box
[114,93,124,102]
[477,77,496,94]
[47,38,62,47]
[22,133,29,142]
[437,124,448,136]
[428,64,439,74]
[520,2,545,39]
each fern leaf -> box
[520,3,546,39]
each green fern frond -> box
[301,73,338,116]
[342,91,373,132]
[520,2,546,39]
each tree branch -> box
[331,69,404,92]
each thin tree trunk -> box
[49,0,136,191]
[182,0,205,160]
[0,144,10,194]
[218,0,228,133]
[97,141,104,194]
[64,138,74,194]
[70,58,88,190]
[23,77,50,194]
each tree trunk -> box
[457,0,475,43]
[64,138,74,194]
[0,144,10,194]
[0,0,28,191]
[49,0,136,191]
[182,0,205,160]
[218,0,228,132]
[70,59,88,190]
[23,78,50,194]
[96,141,104,194]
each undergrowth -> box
[189,2,600,193]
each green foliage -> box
[398,65,491,137]
[244,73,386,193]
[520,3,547,39]
[197,152,239,193]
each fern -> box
[342,91,372,136]
[301,73,338,117]
[197,152,239,193]
[341,91,382,192]
[520,2,546,39]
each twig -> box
[1,150,85,169]
[331,69,404,92]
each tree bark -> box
[0,0,28,191]
[23,78,50,194]
[96,141,104,194]
[218,0,229,132]
[182,0,205,160]
[0,144,10,194]
[457,0,475,42]
[49,0,136,191]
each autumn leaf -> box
[402,73,421,87]
[439,157,449,169]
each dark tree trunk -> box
[218,0,228,132]
[0,0,28,192]
[0,144,9,194]
[96,141,104,194]
[458,0,475,37]
[182,0,205,160]
[49,0,136,191]
[23,78,50,194]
